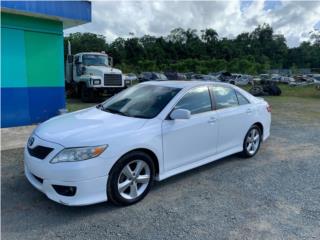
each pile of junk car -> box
[249,78,282,96]
[289,75,319,88]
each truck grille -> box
[28,146,53,160]
[104,74,122,86]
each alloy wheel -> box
[246,128,260,155]
[117,160,151,200]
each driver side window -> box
[174,86,212,115]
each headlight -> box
[93,79,101,85]
[125,80,131,85]
[50,145,107,164]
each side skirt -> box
[157,146,243,181]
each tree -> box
[64,32,107,58]
[64,25,319,74]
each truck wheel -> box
[80,85,98,103]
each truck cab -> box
[66,52,125,102]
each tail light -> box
[267,105,272,112]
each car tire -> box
[107,151,155,206]
[80,84,98,103]
[241,125,262,158]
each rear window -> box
[236,91,250,105]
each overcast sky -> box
[65,0,320,48]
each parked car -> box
[312,74,320,82]
[123,73,138,87]
[24,81,271,206]
[138,72,168,82]
[191,74,219,82]
[217,71,233,82]
[230,74,253,85]
[279,76,295,84]
[164,72,187,80]
[183,72,195,80]
[156,73,168,81]
[259,74,270,81]
[289,75,315,87]
[313,74,320,90]
[270,74,281,82]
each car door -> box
[162,86,218,171]
[210,85,253,154]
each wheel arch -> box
[253,122,264,137]
[117,148,160,178]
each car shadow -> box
[151,153,242,191]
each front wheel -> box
[80,85,99,103]
[241,125,262,158]
[107,151,154,206]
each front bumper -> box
[23,135,110,206]
[25,164,108,206]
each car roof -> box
[141,80,232,89]
[141,80,259,105]
[75,52,108,56]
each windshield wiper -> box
[103,107,128,117]
[96,104,104,109]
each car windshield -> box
[82,54,108,66]
[99,84,181,119]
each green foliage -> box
[64,24,320,74]
[64,32,107,58]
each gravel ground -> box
[2,97,320,240]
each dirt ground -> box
[1,96,320,240]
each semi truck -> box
[65,42,126,102]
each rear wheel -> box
[107,151,154,206]
[241,125,262,158]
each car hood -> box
[86,65,122,75]
[35,107,147,147]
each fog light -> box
[52,185,77,196]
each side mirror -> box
[170,109,191,120]
[81,66,86,74]
[108,56,113,67]
[67,55,73,63]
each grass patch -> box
[67,99,96,112]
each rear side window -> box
[212,86,238,109]
[175,86,212,115]
[236,91,250,105]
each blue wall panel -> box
[1,88,31,127]
[1,87,65,128]
[28,87,65,123]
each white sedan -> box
[24,81,271,206]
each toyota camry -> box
[24,81,271,206]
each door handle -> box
[208,117,217,124]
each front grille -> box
[104,74,122,86]
[28,146,53,159]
